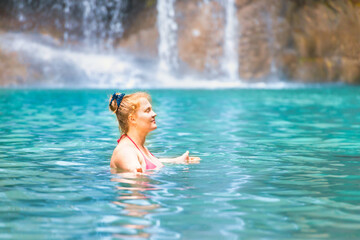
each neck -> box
[126,128,147,147]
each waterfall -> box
[63,0,72,42]
[82,0,97,46]
[0,0,298,88]
[17,0,26,23]
[222,0,239,81]
[157,0,178,73]
[107,0,124,47]
[11,0,124,48]
[265,9,278,80]
[79,0,124,48]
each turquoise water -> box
[0,88,360,239]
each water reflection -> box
[110,171,160,239]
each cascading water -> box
[107,0,124,47]
[17,0,26,23]
[0,0,149,88]
[157,0,178,73]
[63,0,72,42]
[82,0,96,45]
[10,0,124,48]
[265,9,278,80]
[222,0,240,81]
[0,0,294,88]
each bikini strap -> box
[117,134,125,144]
[125,135,148,160]
[118,134,156,158]
[148,150,155,157]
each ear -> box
[128,114,136,124]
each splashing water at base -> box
[0,32,318,89]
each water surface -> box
[0,88,359,239]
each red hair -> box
[109,92,151,134]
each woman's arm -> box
[111,148,144,173]
[159,151,200,164]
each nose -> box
[152,111,157,117]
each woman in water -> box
[109,92,200,173]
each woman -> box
[109,92,200,173]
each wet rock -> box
[340,58,360,84]
[176,0,224,73]
[236,0,278,80]
[0,48,27,86]
[117,6,158,58]
[282,0,360,83]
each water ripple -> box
[0,88,359,239]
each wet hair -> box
[109,92,151,134]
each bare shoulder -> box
[110,141,142,171]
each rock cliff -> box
[0,0,360,84]
[118,0,360,83]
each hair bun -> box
[109,93,125,112]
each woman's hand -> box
[176,151,201,164]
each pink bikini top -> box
[117,135,157,170]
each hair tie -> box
[109,93,117,107]
[116,93,125,109]
[109,93,125,110]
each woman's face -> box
[133,98,157,132]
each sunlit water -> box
[0,88,360,239]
